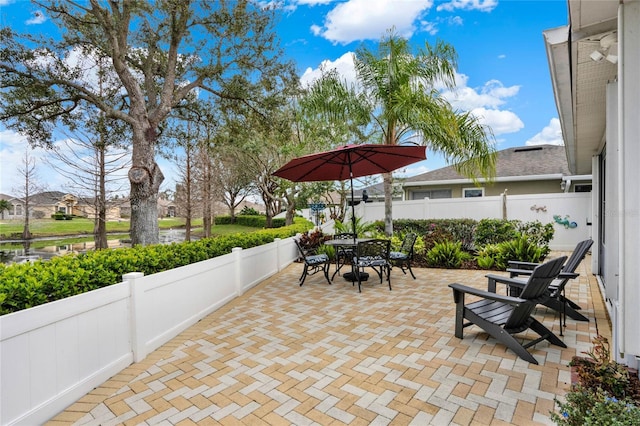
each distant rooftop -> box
[406,144,571,183]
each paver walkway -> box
[48,253,609,425]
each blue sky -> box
[0,0,569,196]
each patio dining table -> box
[324,238,373,281]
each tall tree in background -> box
[214,148,254,223]
[46,56,130,249]
[305,30,496,235]
[14,148,44,240]
[168,120,199,242]
[0,0,296,245]
[47,122,130,249]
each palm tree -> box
[304,29,496,235]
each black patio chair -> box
[331,232,357,280]
[448,256,567,364]
[505,239,593,334]
[294,239,331,287]
[353,239,391,293]
[390,232,417,279]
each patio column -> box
[618,0,640,363]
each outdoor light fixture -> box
[590,50,604,62]
[589,31,618,64]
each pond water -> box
[0,229,192,264]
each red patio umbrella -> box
[273,144,427,236]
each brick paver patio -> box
[47,252,609,425]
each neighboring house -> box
[0,193,22,220]
[352,144,591,202]
[157,195,176,218]
[544,0,639,368]
[351,182,404,203]
[403,144,591,199]
[1,191,125,221]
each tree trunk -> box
[22,204,31,240]
[202,161,213,238]
[285,207,295,226]
[129,127,163,246]
[265,205,274,228]
[95,209,107,249]
[383,172,393,236]
[95,145,108,249]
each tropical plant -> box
[334,217,377,237]
[297,229,330,252]
[303,29,496,236]
[426,241,471,269]
[423,223,454,252]
[494,234,545,269]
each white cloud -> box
[443,76,521,110]
[419,20,439,36]
[295,0,333,5]
[526,118,564,146]
[315,0,433,45]
[0,130,56,195]
[300,51,357,87]
[436,0,498,13]
[25,10,47,25]
[470,108,524,135]
[401,161,431,178]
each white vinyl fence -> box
[351,192,592,250]
[0,238,298,426]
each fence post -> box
[124,272,145,363]
[502,190,508,219]
[275,238,282,271]
[233,247,243,296]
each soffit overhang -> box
[544,0,618,175]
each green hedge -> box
[0,220,311,315]
[215,215,286,228]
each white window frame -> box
[463,187,484,198]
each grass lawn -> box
[0,217,258,240]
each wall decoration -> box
[554,214,578,229]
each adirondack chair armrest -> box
[507,268,580,280]
[507,267,537,277]
[507,260,539,270]
[559,271,579,279]
[449,283,525,305]
[485,274,527,292]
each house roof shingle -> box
[406,144,570,183]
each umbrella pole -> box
[348,152,357,240]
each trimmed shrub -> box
[474,219,519,246]
[215,215,286,228]
[0,220,312,315]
